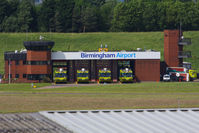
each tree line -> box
[0,0,198,32]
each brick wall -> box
[135,59,160,82]
[164,30,181,67]
[27,51,51,61]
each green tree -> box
[98,0,117,31]
[1,15,18,32]
[111,0,143,31]
[55,0,75,32]
[72,3,82,32]
[182,2,199,30]
[38,0,56,32]
[1,0,20,32]
[0,0,8,27]
[17,0,35,32]
[81,6,98,32]
[142,2,159,31]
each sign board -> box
[51,51,160,60]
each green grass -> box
[0,31,198,74]
[0,82,199,113]
[1,82,199,93]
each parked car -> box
[163,74,170,82]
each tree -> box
[72,3,82,32]
[55,0,75,32]
[38,0,56,32]
[0,0,8,25]
[1,15,18,32]
[98,0,117,31]
[111,0,143,31]
[81,6,98,32]
[17,0,35,32]
[142,2,159,31]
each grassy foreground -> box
[0,82,199,113]
[0,31,199,74]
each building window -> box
[23,61,26,65]
[27,74,50,80]
[8,60,12,65]
[15,74,19,78]
[26,61,49,65]
[16,60,19,65]
[53,61,67,66]
[23,74,27,78]
[8,74,12,78]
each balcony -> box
[178,38,191,45]
[178,51,191,58]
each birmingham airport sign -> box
[51,52,160,60]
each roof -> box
[4,51,27,60]
[24,41,54,51]
[40,108,199,133]
[0,113,72,133]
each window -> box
[8,74,12,78]
[23,74,27,78]
[26,61,49,65]
[8,60,12,65]
[23,61,26,65]
[16,61,19,65]
[15,74,19,78]
[27,74,50,80]
[53,61,67,66]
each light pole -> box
[9,59,11,84]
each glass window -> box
[77,73,88,77]
[8,60,12,65]
[27,74,50,80]
[99,73,111,77]
[15,74,19,78]
[15,61,19,65]
[121,73,132,77]
[23,74,26,78]
[23,61,26,65]
[8,74,12,78]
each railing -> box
[178,51,191,58]
[178,38,191,45]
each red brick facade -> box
[4,41,54,83]
[164,30,182,67]
[27,51,51,61]
[135,59,160,82]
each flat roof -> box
[40,108,199,133]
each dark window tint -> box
[16,61,19,65]
[23,74,27,78]
[27,74,50,80]
[8,74,12,78]
[15,74,19,78]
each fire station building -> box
[4,30,191,83]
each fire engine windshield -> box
[99,73,111,77]
[55,73,67,77]
[121,73,132,77]
[77,73,88,77]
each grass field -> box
[0,82,199,113]
[0,31,199,73]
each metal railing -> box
[178,51,191,58]
[178,38,191,45]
